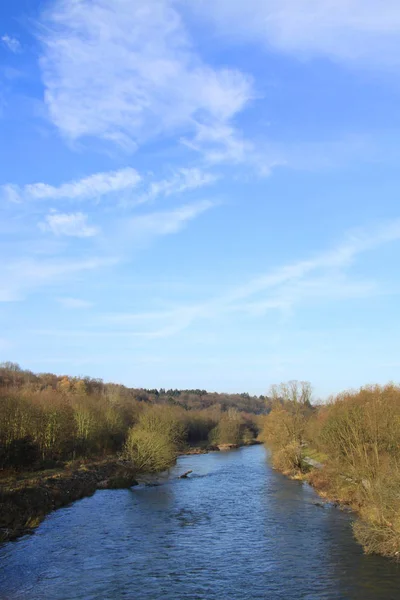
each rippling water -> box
[1,445,400,599]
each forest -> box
[0,362,262,473]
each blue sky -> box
[1,0,400,398]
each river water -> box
[1,445,400,599]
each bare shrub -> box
[123,429,176,472]
[272,442,304,475]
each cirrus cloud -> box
[38,0,253,149]
[39,212,100,237]
[1,167,141,203]
[1,35,21,54]
[186,0,400,68]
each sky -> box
[1,0,400,398]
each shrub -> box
[209,410,243,445]
[353,520,400,559]
[135,405,187,448]
[264,382,400,558]
[123,429,176,472]
[242,427,255,444]
[271,442,305,475]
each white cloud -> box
[38,0,253,148]
[186,0,400,67]
[214,220,400,310]
[1,35,21,53]
[127,200,215,239]
[183,123,251,164]
[58,297,93,309]
[134,168,218,205]
[183,123,281,175]
[1,167,141,203]
[230,275,377,320]
[1,184,22,203]
[39,212,100,237]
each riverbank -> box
[0,441,261,543]
[261,383,400,561]
[268,446,400,561]
[0,458,139,543]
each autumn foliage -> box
[262,380,400,559]
[0,362,261,473]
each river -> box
[1,445,400,599]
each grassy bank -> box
[262,381,400,560]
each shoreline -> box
[277,459,353,511]
[269,449,400,561]
[0,440,261,544]
[0,458,139,543]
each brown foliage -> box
[264,381,400,558]
[0,363,261,473]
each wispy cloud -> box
[187,0,400,68]
[1,35,21,53]
[39,211,100,237]
[0,256,117,302]
[185,123,251,165]
[213,220,400,308]
[38,0,253,149]
[97,219,400,337]
[126,200,215,241]
[58,297,94,309]
[184,123,282,175]
[1,168,141,203]
[133,168,218,206]
[0,196,215,302]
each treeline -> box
[0,362,266,413]
[144,388,266,414]
[262,380,400,559]
[0,363,261,473]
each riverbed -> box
[1,445,400,599]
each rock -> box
[303,456,323,469]
[361,478,372,491]
[217,444,239,451]
[179,470,193,479]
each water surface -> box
[1,445,400,599]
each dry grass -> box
[353,520,400,560]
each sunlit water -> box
[1,445,400,599]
